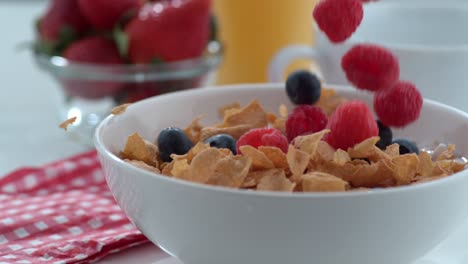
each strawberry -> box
[37,0,89,55]
[125,0,212,63]
[78,0,143,30]
[62,36,125,99]
[63,36,124,64]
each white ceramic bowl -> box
[95,83,468,264]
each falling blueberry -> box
[157,127,193,162]
[204,134,237,154]
[376,120,393,150]
[286,70,322,105]
[392,138,419,155]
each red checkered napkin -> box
[0,150,149,263]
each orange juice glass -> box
[213,0,318,84]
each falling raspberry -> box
[374,81,423,128]
[237,128,289,154]
[341,44,400,92]
[325,100,378,150]
[286,105,328,142]
[313,0,363,43]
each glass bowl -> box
[34,41,223,146]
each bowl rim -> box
[94,82,468,198]
[33,41,223,82]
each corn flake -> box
[385,144,400,157]
[161,161,174,176]
[171,142,210,162]
[171,159,192,181]
[259,146,289,169]
[333,149,351,165]
[347,137,380,159]
[218,102,241,118]
[221,100,268,128]
[266,112,278,124]
[112,103,131,115]
[315,141,335,162]
[257,170,295,192]
[433,160,466,176]
[436,144,456,161]
[392,154,420,185]
[418,151,435,177]
[184,115,205,143]
[287,145,310,178]
[121,133,159,167]
[294,129,330,157]
[59,117,77,131]
[242,169,283,188]
[272,118,287,134]
[125,159,160,174]
[301,172,349,192]
[190,148,227,183]
[239,145,275,170]
[207,155,252,188]
[348,160,395,188]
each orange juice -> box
[213,0,318,84]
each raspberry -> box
[341,44,400,91]
[374,81,423,128]
[325,100,378,150]
[286,105,328,142]
[237,128,289,154]
[361,0,377,2]
[313,0,363,43]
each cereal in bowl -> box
[118,71,467,192]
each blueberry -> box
[376,120,393,150]
[392,138,419,155]
[157,127,193,162]
[204,134,237,154]
[286,70,321,105]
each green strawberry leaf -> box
[33,17,56,55]
[210,14,219,42]
[54,25,77,55]
[34,40,55,55]
[35,17,42,33]
[150,57,164,65]
[114,26,129,59]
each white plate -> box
[100,220,468,264]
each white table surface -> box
[2,2,468,264]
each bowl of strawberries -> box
[33,0,222,145]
